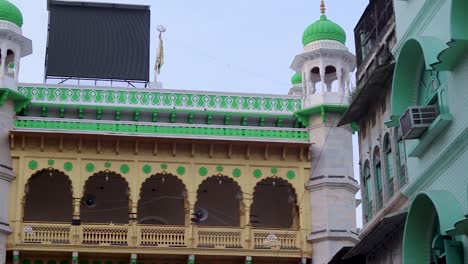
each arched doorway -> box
[81,171,130,224]
[138,174,187,225]
[23,169,73,222]
[250,177,298,229]
[194,176,242,226]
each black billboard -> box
[46,1,150,82]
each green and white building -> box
[340,0,468,263]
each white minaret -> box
[290,1,358,264]
[0,1,32,264]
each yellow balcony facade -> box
[6,133,312,263]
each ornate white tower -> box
[0,1,32,264]
[290,2,359,264]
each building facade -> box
[340,0,468,263]
[390,0,468,263]
[338,0,407,263]
[0,1,359,264]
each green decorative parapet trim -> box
[0,88,30,112]
[294,104,348,126]
[14,118,310,142]
[18,86,302,114]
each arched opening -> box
[251,177,298,229]
[310,67,321,93]
[362,160,372,222]
[5,49,15,77]
[324,65,337,93]
[23,169,73,222]
[373,147,383,211]
[81,171,130,224]
[383,133,394,198]
[403,191,465,263]
[194,176,242,227]
[138,174,187,225]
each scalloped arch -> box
[253,176,298,206]
[82,170,131,196]
[24,169,73,222]
[138,173,188,201]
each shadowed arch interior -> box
[23,169,73,222]
[251,177,298,229]
[195,175,242,227]
[138,174,187,225]
[81,171,129,224]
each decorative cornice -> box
[307,175,359,194]
[18,85,302,115]
[294,104,348,126]
[14,117,310,143]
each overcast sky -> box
[11,0,368,227]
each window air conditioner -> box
[400,105,438,140]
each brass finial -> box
[320,0,326,15]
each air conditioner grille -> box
[400,105,438,140]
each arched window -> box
[383,133,394,198]
[81,171,130,224]
[194,176,242,227]
[251,177,298,229]
[363,161,372,222]
[24,169,73,222]
[138,174,187,225]
[373,147,383,211]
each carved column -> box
[72,198,81,225]
[0,47,6,78]
[13,50,20,83]
[129,202,138,246]
[243,197,252,249]
[187,203,195,247]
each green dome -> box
[0,0,23,27]
[302,15,345,46]
[291,72,302,85]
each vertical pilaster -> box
[72,252,78,264]
[12,251,19,264]
[72,198,81,225]
[0,47,6,79]
[188,255,195,264]
[130,254,137,264]
[187,204,195,247]
[243,197,252,248]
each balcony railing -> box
[19,222,303,252]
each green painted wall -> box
[393,0,468,262]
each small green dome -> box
[291,72,302,85]
[0,0,23,27]
[302,15,346,46]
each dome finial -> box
[320,0,326,15]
